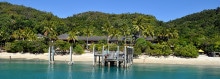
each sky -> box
[0,0,220,22]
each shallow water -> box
[0,59,220,79]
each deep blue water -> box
[0,59,220,79]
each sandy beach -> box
[1,52,220,66]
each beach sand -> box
[0,52,94,62]
[1,52,220,66]
[135,55,220,66]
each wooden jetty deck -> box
[93,46,134,68]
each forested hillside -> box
[168,7,220,53]
[0,2,159,41]
[1,2,219,58]
[0,2,68,41]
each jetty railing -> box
[93,45,134,68]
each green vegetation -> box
[73,44,84,55]
[4,40,47,53]
[134,38,151,56]
[55,40,70,52]
[1,2,219,58]
[167,7,220,57]
[174,44,198,58]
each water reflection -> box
[101,66,104,79]
[116,68,119,79]
[68,66,72,79]
[91,67,95,79]
[2,60,220,79]
[46,62,131,79]
[123,68,127,79]
[47,64,54,79]
[97,66,130,79]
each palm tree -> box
[143,25,154,38]
[42,21,57,41]
[132,16,145,37]
[111,28,121,44]
[120,23,131,46]
[23,27,36,41]
[12,29,25,40]
[68,29,78,44]
[80,25,94,50]
[102,20,113,45]
[101,20,114,54]
[168,28,179,39]
[156,27,179,42]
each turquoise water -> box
[0,59,220,79]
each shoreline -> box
[134,55,220,66]
[1,52,220,66]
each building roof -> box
[57,34,155,41]
[57,33,69,40]
[57,34,122,41]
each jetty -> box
[48,46,55,64]
[47,43,133,67]
[93,45,134,68]
[48,44,74,65]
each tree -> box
[83,25,94,50]
[102,20,113,45]
[0,26,10,43]
[142,25,154,38]
[12,28,25,40]
[132,16,145,37]
[174,44,198,58]
[119,21,131,46]
[73,44,84,55]
[68,29,78,44]
[42,21,57,41]
[134,38,151,56]
[23,27,36,41]
[156,27,179,42]
[55,40,70,54]
[111,28,121,44]
[12,27,36,41]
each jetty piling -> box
[48,46,51,62]
[51,45,55,62]
[124,46,127,67]
[116,46,119,67]
[102,45,105,66]
[93,45,134,68]
[48,45,55,64]
[68,46,73,65]
[93,45,95,66]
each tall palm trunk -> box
[124,35,127,46]
[86,34,89,50]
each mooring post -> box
[68,46,73,65]
[99,56,100,64]
[131,47,134,64]
[51,46,55,64]
[70,46,72,62]
[51,45,54,62]
[127,47,130,67]
[93,45,95,66]
[9,56,11,60]
[48,46,51,62]
[102,45,105,66]
[124,46,127,68]
[116,46,119,67]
